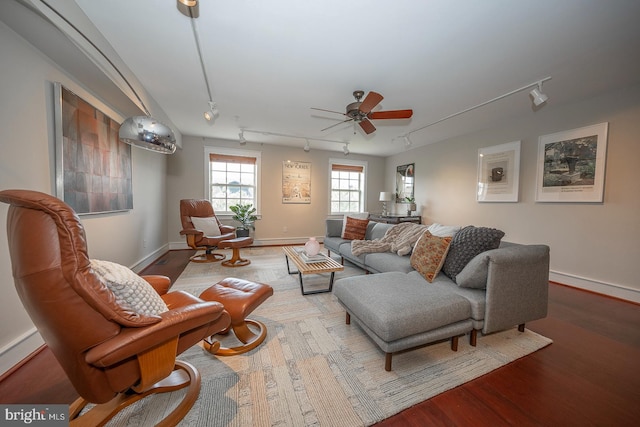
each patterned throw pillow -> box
[91,260,169,316]
[342,216,369,240]
[410,231,452,282]
[441,226,505,282]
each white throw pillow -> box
[90,259,168,316]
[190,216,221,237]
[427,223,461,237]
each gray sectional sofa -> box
[324,218,550,370]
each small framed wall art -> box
[476,141,521,202]
[535,122,608,203]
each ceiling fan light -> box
[530,86,548,107]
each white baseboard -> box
[0,328,43,377]
[131,244,170,273]
[550,270,640,304]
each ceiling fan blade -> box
[321,118,353,132]
[368,109,414,120]
[359,118,376,134]
[359,91,384,114]
[311,107,347,116]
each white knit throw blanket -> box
[351,222,427,257]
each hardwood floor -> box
[1,249,639,426]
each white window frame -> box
[204,146,262,216]
[328,158,368,215]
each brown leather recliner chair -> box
[0,190,231,426]
[180,199,236,262]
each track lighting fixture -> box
[343,143,350,155]
[529,82,549,107]
[304,139,311,152]
[403,136,412,147]
[398,77,551,143]
[183,0,220,125]
[204,101,219,122]
[239,130,247,145]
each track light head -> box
[530,83,549,107]
[204,101,219,122]
[304,139,310,152]
[239,131,247,145]
[343,143,350,155]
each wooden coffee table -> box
[282,246,344,295]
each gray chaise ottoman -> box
[333,272,473,371]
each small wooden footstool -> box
[199,278,273,356]
[218,237,253,267]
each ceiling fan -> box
[312,90,413,134]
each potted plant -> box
[229,203,258,237]
[405,196,417,215]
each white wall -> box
[386,84,640,302]
[167,136,385,246]
[0,21,169,374]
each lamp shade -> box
[379,191,393,202]
[119,116,177,154]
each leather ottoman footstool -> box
[218,237,253,267]
[199,278,273,356]
[333,272,473,371]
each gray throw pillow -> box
[442,226,505,282]
[456,252,490,288]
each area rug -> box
[111,246,552,426]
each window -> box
[329,159,367,214]
[205,147,261,214]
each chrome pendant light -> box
[118,116,177,153]
[39,0,176,154]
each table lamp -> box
[379,192,393,215]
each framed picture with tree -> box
[535,122,608,202]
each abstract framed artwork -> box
[477,141,521,202]
[535,122,608,203]
[54,83,133,214]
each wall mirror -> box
[395,163,415,202]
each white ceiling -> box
[73,0,640,156]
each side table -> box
[369,214,421,224]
